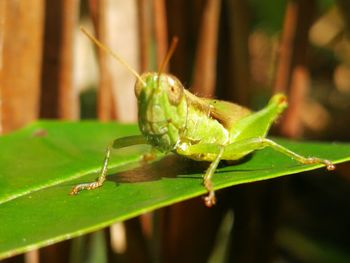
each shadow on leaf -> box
[108,154,209,183]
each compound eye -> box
[167,78,183,105]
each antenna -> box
[158,37,179,77]
[80,27,146,86]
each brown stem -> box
[89,0,115,121]
[191,0,221,98]
[137,0,152,72]
[40,0,79,120]
[153,0,169,71]
[1,0,44,133]
[275,0,316,138]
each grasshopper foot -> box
[204,192,216,207]
[203,178,216,207]
[323,159,335,171]
[304,157,335,171]
[70,181,102,195]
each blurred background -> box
[1,0,350,262]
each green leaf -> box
[0,121,349,259]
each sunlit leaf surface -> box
[0,121,349,259]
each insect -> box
[71,28,335,207]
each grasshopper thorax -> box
[135,73,188,152]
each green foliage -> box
[249,0,287,32]
[0,121,349,259]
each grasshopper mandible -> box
[71,28,335,207]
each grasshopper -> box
[71,28,335,207]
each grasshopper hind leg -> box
[202,138,335,207]
[70,145,111,195]
[254,138,335,171]
[176,137,335,206]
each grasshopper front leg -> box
[70,135,147,195]
[70,145,111,195]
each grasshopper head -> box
[135,73,187,152]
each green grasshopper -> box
[71,28,335,207]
